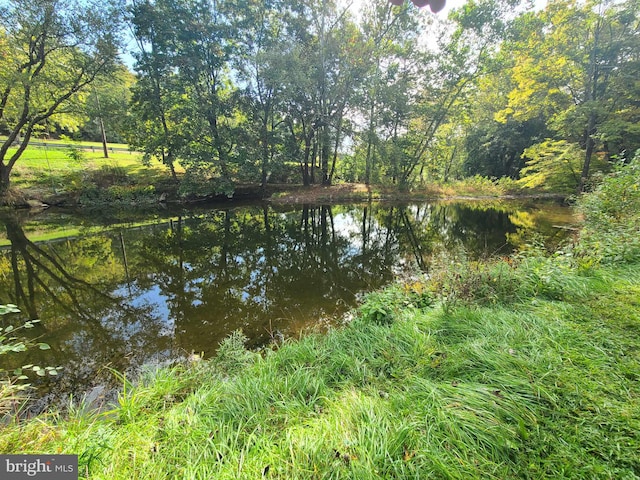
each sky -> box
[343,0,547,23]
[343,0,466,18]
[344,0,467,18]
[122,0,467,69]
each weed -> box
[576,153,640,264]
[211,330,258,375]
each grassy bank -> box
[0,160,638,478]
[4,140,547,208]
[4,141,177,207]
[0,260,638,478]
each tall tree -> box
[278,0,367,186]
[128,0,189,181]
[497,0,640,190]
[355,0,421,186]
[388,0,515,187]
[0,0,123,202]
[174,0,246,195]
[236,0,288,191]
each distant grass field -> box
[0,136,130,150]
[2,139,181,196]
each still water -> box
[0,200,574,408]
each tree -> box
[355,0,421,186]
[496,0,640,191]
[276,0,368,186]
[128,0,189,182]
[0,0,123,201]
[387,0,516,188]
[235,0,288,191]
[80,66,134,145]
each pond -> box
[0,199,575,411]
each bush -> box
[85,164,130,187]
[575,152,640,264]
[432,259,525,306]
[431,154,640,308]
[212,330,258,375]
[79,184,157,206]
[358,283,433,325]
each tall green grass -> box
[1,261,638,478]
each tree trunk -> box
[364,102,375,185]
[0,163,11,201]
[302,140,311,186]
[580,137,595,192]
[321,124,331,185]
[329,113,343,185]
[310,139,318,185]
[579,111,597,193]
[261,121,269,193]
[579,19,601,193]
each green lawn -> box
[3,141,180,197]
[0,136,130,150]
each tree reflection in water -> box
[0,201,573,407]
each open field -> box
[7,144,173,192]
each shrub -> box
[431,258,529,307]
[358,283,433,325]
[212,330,258,375]
[575,152,640,264]
[85,164,130,187]
[79,184,157,206]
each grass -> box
[0,256,638,478]
[9,144,174,192]
[2,141,181,208]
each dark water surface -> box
[0,200,575,408]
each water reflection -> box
[0,201,574,406]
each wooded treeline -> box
[1,0,639,198]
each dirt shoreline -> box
[6,182,568,210]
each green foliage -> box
[518,140,585,192]
[3,0,638,196]
[211,330,258,375]
[576,153,640,264]
[358,282,434,325]
[80,67,135,144]
[448,175,517,196]
[178,164,235,199]
[61,136,88,165]
[0,305,59,415]
[74,163,160,206]
[463,117,550,179]
[358,289,399,325]
[0,0,123,197]
[85,164,130,187]
[78,184,157,207]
